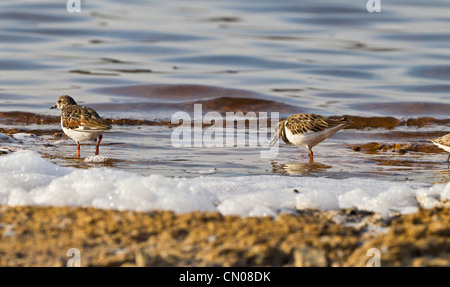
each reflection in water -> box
[271,161,332,175]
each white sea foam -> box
[0,150,448,217]
[84,155,112,163]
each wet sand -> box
[0,205,448,267]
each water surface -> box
[1,0,449,184]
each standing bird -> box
[50,95,111,158]
[271,113,352,161]
[429,133,450,168]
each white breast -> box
[62,125,103,142]
[285,124,347,148]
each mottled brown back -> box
[285,113,350,135]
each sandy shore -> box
[0,205,448,267]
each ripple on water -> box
[408,65,450,81]
[350,102,450,117]
[0,11,84,23]
[163,55,308,70]
[0,32,52,43]
[304,68,375,80]
[0,59,57,70]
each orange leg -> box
[95,135,103,156]
[76,141,80,158]
[307,146,314,162]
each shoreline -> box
[0,205,448,267]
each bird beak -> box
[270,134,279,147]
[50,104,57,109]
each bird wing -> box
[285,114,328,135]
[62,106,111,131]
[285,114,350,135]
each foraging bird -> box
[50,95,111,158]
[429,133,450,168]
[271,113,352,161]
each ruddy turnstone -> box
[429,133,450,168]
[271,113,352,161]
[50,95,111,158]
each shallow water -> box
[1,0,450,185]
